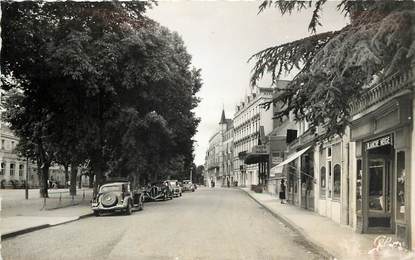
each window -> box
[328,161,332,198]
[327,147,332,157]
[19,165,24,176]
[396,151,406,221]
[356,159,362,214]
[333,164,341,199]
[1,139,4,150]
[0,163,4,175]
[10,163,15,176]
[320,167,326,197]
[272,152,281,158]
[368,159,384,211]
[11,141,15,150]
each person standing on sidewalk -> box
[279,179,286,204]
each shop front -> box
[300,150,315,211]
[244,145,269,188]
[272,146,313,210]
[351,96,412,246]
[316,141,344,224]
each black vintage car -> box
[91,180,144,216]
[143,181,174,201]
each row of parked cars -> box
[91,179,197,216]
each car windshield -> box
[169,181,177,186]
[100,185,122,192]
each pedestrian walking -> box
[227,179,230,188]
[279,179,286,204]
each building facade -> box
[272,69,414,249]
[0,124,88,189]
[0,124,38,188]
[205,109,233,187]
[233,86,274,187]
[348,70,414,247]
[220,111,234,186]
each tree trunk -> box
[64,164,69,188]
[39,163,50,198]
[69,162,77,196]
[93,162,104,198]
[78,172,82,189]
[88,172,94,188]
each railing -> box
[0,188,94,213]
[288,129,315,149]
[40,189,92,210]
[207,164,220,171]
[349,70,414,116]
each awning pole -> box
[286,164,316,183]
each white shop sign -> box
[366,135,393,150]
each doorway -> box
[366,144,394,233]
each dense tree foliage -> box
[251,0,415,140]
[1,2,201,196]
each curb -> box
[1,224,51,240]
[240,188,336,260]
[1,213,94,240]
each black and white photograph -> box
[0,1,414,259]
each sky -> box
[146,1,348,166]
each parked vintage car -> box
[166,180,182,197]
[143,181,174,201]
[182,180,195,192]
[91,180,144,216]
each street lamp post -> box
[25,156,29,199]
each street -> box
[2,188,324,260]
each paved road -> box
[2,188,325,260]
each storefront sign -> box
[366,135,393,150]
[252,145,267,154]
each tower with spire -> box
[219,107,231,135]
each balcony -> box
[207,162,220,171]
[349,70,414,116]
[288,129,316,150]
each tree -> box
[250,1,415,140]
[2,89,55,197]
[1,1,201,196]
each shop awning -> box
[270,146,311,173]
[269,164,284,179]
[244,153,269,164]
[244,145,269,165]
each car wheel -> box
[180,193,182,197]
[125,201,132,215]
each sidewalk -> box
[1,188,93,239]
[240,188,378,260]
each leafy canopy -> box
[1,1,201,188]
[251,0,415,140]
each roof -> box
[219,109,226,124]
